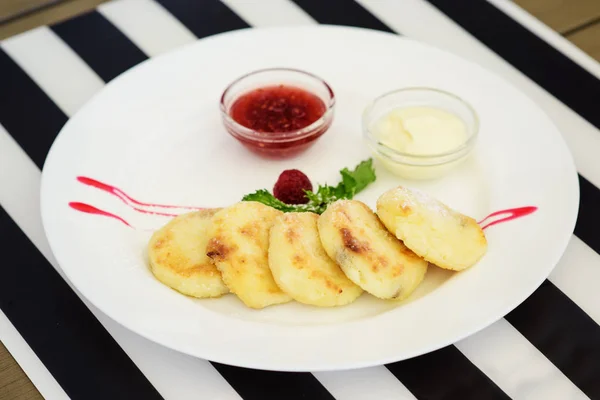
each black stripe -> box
[425,0,600,132]
[291,0,394,32]
[575,174,600,255]
[51,11,148,82]
[386,346,510,400]
[505,280,600,399]
[0,207,163,400]
[212,363,334,400]
[154,0,249,38]
[0,49,67,169]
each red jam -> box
[229,85,327,133]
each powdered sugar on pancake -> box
[394,186,451,217]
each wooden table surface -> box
[0,0,599,398]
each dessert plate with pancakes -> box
[40,26,578,371]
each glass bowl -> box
[362,87,479,180]
[220,67,335,158]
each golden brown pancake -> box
[318,200,428,300]
[206,201,292,309]
[269,212,363,307]
[376,186,487,271]
[148,209,229,298]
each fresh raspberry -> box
[273,169,313,204]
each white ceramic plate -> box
[40,26,579,371]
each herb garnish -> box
[241,158,376,214]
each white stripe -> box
[456,319,588,400]
[0,310,68,400]
[488,0,600,80]
[357,0,600,218]
[549,236,600,325]
[98,0,197,57]
[221,0,316,26]
[1,27,104,115]
[314,367,417,400]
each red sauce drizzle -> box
[229,85,326,133]
[69,202,131,227]
[478,206,538,230]
[76,176,200,212]
[69,176,538,232]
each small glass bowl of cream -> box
[362,87,479,180]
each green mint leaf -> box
[241,189,296,212]
[340,158,376,195]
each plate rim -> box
[39,25,580,371]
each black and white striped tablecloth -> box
[1,0,599,399]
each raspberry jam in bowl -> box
[220,68,335,158]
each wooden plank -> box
[0,342,42,400]
[1,0,63,23]
[0,0,109,40]
[568,22,600,62]
[514,0,600,34]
